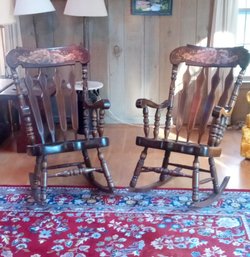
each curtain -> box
[208,0,238,47]
[0,19,22,77]
[0,27,6,76]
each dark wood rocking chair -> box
[129,45,249,207]
[6,45,115,204]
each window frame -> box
[236,6,250,81]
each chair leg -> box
[81,148,95,183]
[130,147,148,188]
[160,150,171,182]
[191,156,230,208]
[29,155,43,203]
[97,148,115,192]
[192,156,200,203]
[208,156,230,199]
[81,148,95,181]
[209,157,220,194]
[82,148,92,167]
[130,147,173,191]
[82,148,114,193]
[40,156,48,204]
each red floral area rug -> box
[0,187,250,257]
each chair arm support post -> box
[153,109,161,139]
[143,107,149,137]
[136,98,170,138]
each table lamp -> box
[0,0,16,78]
[14,0,55,48]
[64,0,108,48]
[14,0,55,15]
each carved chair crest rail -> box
[129,44,250,207]
[6,45,115,204]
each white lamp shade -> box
[14,0,55,15]
[64,0,107,17]
[0,0,16,25]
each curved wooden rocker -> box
[129,45,249,207]
[6,45,115,204]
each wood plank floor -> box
[0,124,249,190]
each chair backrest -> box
[142,45,249,147]
[6,45,107,145]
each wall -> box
[20,0,234,124]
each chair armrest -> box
[212,105,232,118]
[136,98,170,109]
[84,98,111,110]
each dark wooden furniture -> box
[0,82,27,152]
[129,45,249,207]
[6,45,115,204]
[0,79,14,144]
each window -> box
[237,0,250,79]
[0,24,22,78]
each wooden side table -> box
[0,78,13,94]
[0,80,28,152]
[0,78,15,144]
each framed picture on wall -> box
[131,0,173,16]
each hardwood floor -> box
[0,124,249,189]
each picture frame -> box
[131,0,173,16]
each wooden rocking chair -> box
[129,45,249,207]
[6,45,115,204]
